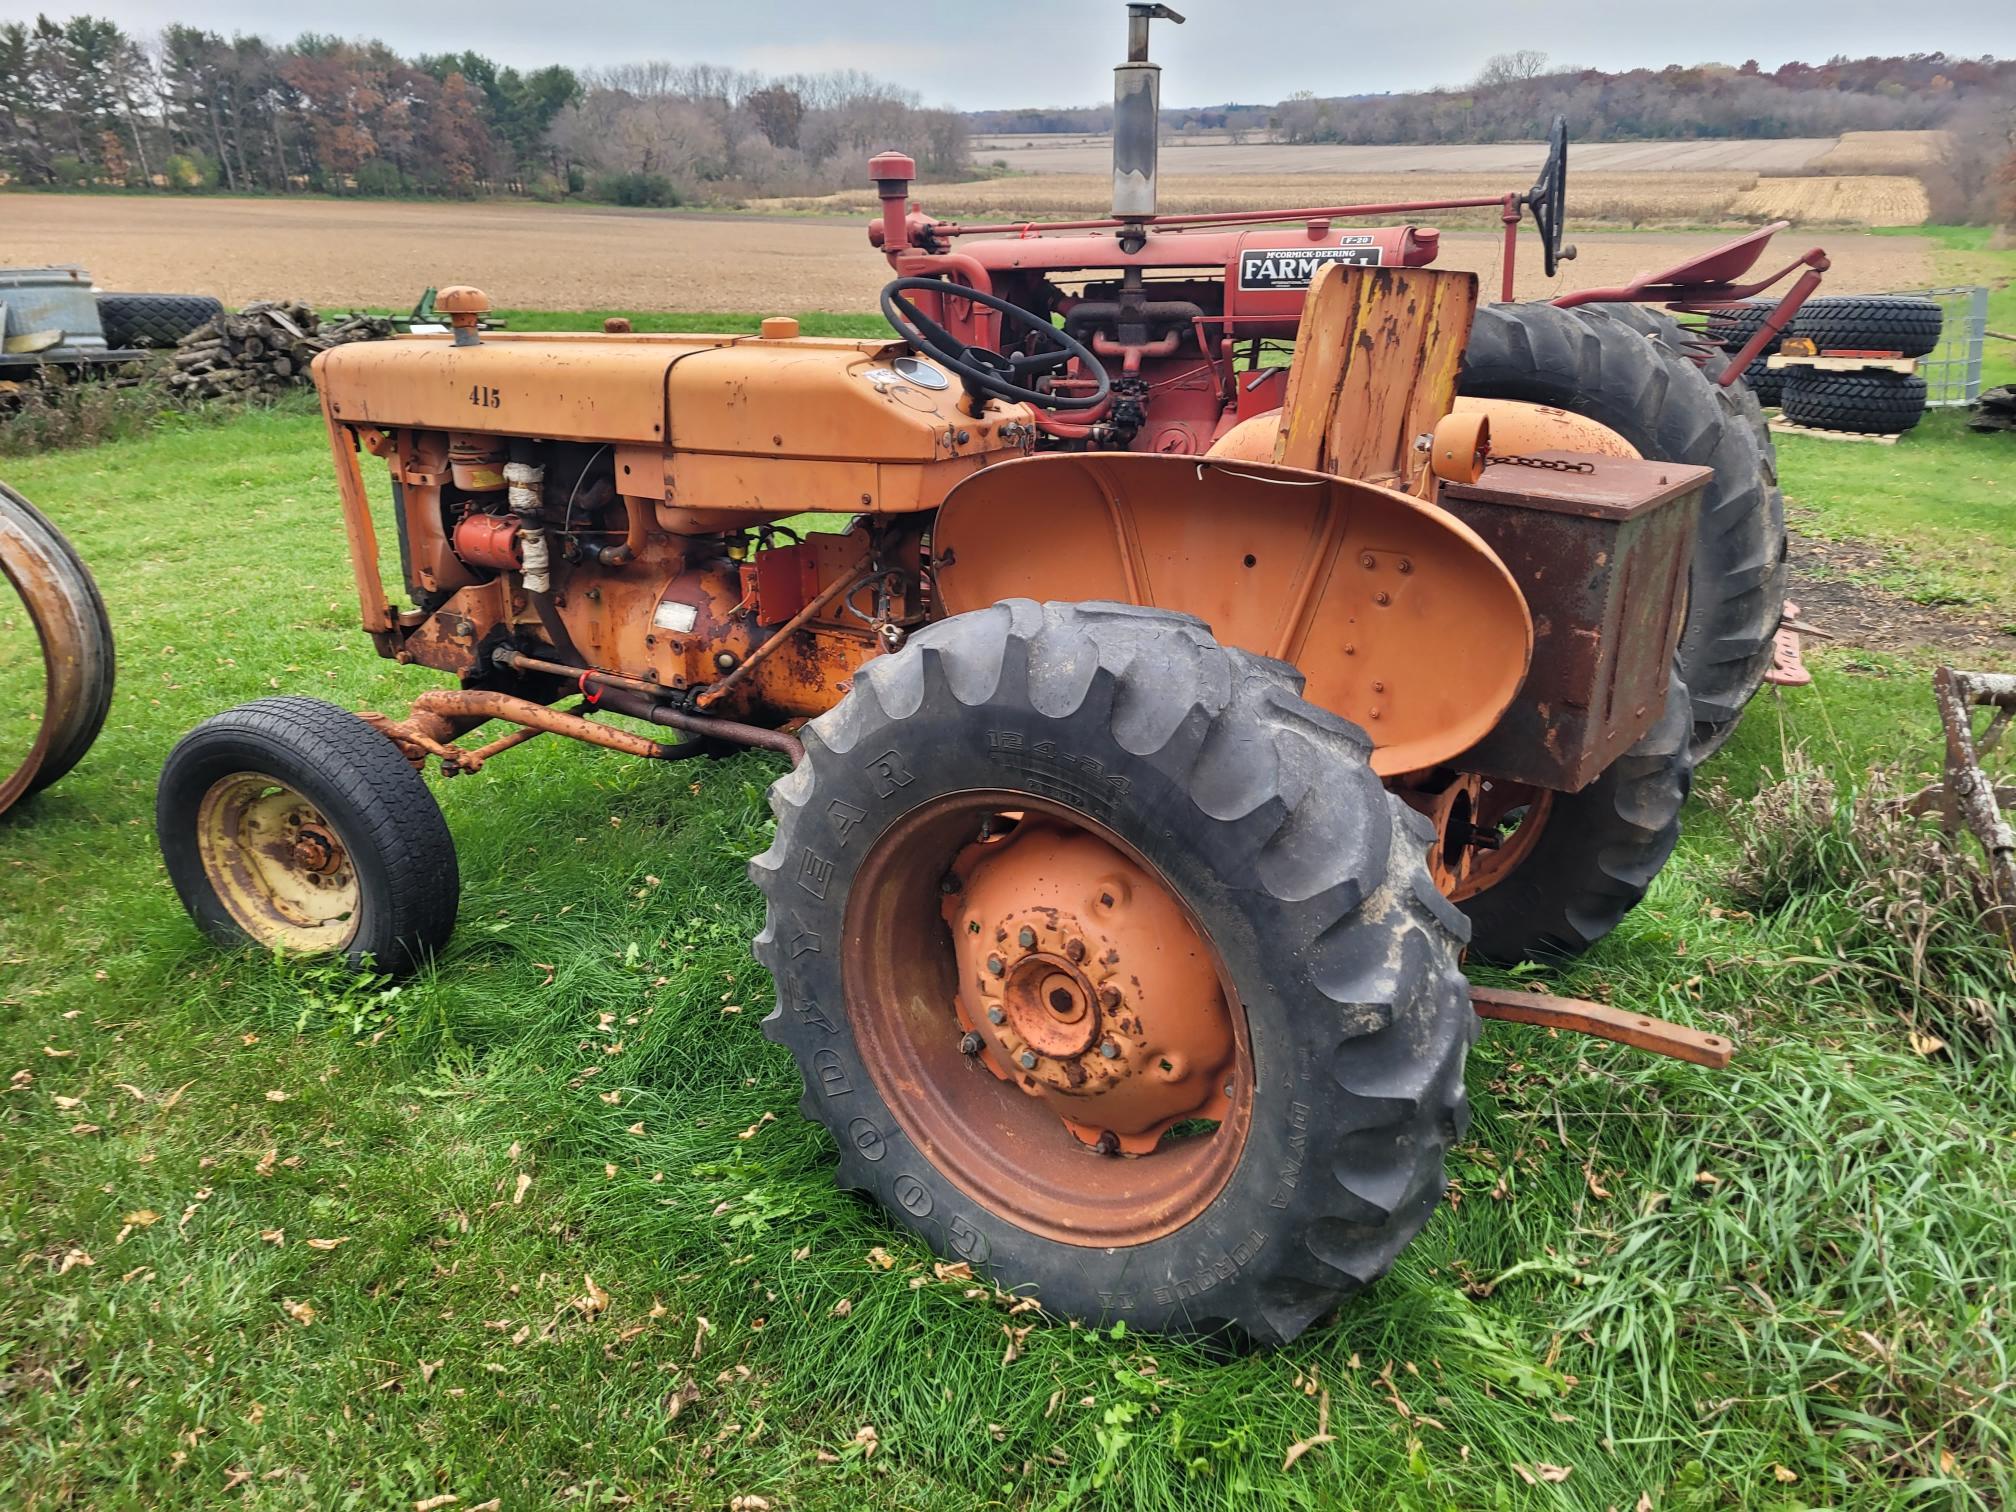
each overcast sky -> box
[25,0,2016,110]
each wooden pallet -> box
[1768,353,1918,374]
[1767,416,1903,445]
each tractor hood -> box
[313,331,1026,463]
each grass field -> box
[3,299,2015,1508]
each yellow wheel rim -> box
[195,772,361,952]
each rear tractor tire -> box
[157,696,458,974]
[753,600,1476,1345]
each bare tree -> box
[1474,50,1550,89]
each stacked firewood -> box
[167,301,395,400]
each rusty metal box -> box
[1438,453,1708,792]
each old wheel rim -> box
[843,792,1252,1248]
[1446,781,1554,903]
[195,772,361,952]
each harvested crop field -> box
[969,134,1846,175]
[3,192,1934,313]
[756,169,1929,227]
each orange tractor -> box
[158,6,1818,1343]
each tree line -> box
[0,14,970,204]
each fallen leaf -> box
[52,1094,83,1110]
[1909,1031,1948,1058]
[854,1424,879,1458]
[666,1380,701,1420]
[1586,1168,1611,1200]
[420,1359,442,1384]
[867,1246,895,1270]
[729,1497,770,1511]
[57,1247,93,1274]
[691,1315,713,1358]
[254,1148,277,1177]
[264,1089,288,1103]
[598,1090,621,1105]
[512,1172,532,1205]
[581,1274,611,1316]
[831,1298,853,1318]
[791,1246,811,1262]
[259,1229,285,1245]
[305,1237,349,1251]
[282,1299,316,1326]
[932,1261,973,1282]
[1001,1324,1031,1365]
[1282,1389,1335,1471]
[42,1046,74,1058]
[626,1122,645,1136]
[1773,1465,1799,1484]
[604,1163,618,1179]
[1512,1462,1573,1485]
[222,1467,252,1492]
[414,1496,459,1511]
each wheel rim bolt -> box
[986,955,1004,977]
[1018,1050,1038,1070]
[1017,926,1036,948]
[940,874,962,895]
[987,1006,1006,1025]
[959,1032,984,1056]
[1066,938,1086,963]
[1099,1040,1119,1059]
[1099,985,1122,1010]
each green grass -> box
[3,397,2016,1509]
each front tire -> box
[753,601,1475,1345]
[157,696,458,973]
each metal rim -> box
[842,791,1253,1247]
[194,772,362,952]
[0,486,112,817]
[1446,780,1554,903]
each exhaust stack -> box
[1112,4,1184,222]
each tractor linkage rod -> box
[1468,985,1733,1068]
[490,647,806,764]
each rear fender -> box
[933,452,1531,777]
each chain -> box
[1486,453,1597,474]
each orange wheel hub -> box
[945,823,1235,1155]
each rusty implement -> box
[1,481,114,817]
[1469,985,1734,1068]
[1904,667,2016,946]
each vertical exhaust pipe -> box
[1112,4,1185,224]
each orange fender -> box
[933,452,1532,777]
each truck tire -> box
[1460,302,1783,761]
[1781,370,1928,435]
[1790,296,1942,358]
[96,292,224,350]
[1457,669,1693,963]
[1704,298,1782,355]
[754,599,1475,1345]
[1739,353,1784,408]
[157,696,458,974]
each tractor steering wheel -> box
[1525,117,1575,279]
[880,277,1111,411]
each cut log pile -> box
[168,301,394,400]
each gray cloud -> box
[19,0,2015,110]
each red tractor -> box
[158,4,1820,1342]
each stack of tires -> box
[1711,294,1942,436]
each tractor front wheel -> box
[157,696,458,973]
[753,600,1475,1345]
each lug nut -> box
[1017,926,1036,948]
[1099,1040,1119,1059]
[1018,1050,1038,1070]
[986,955,1004,977]
[940,874,962,895]
[1099,985,1122,1010]
[987,1006,1006,1025]
[1066,938,1086,963]
[1094,1130,1120,1156]
[959,1032,984,1056]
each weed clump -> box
[1721,752,2013,1029]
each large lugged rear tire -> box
[1791,296,1942,358]
[753,600,1476,1345]
[1460,302,1784,761]
[96,293,225,350]
[1458,669,1693,963]
[1781,369,1927,435]
[157,696,458,974]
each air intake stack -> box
[1112,4,1185,224]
